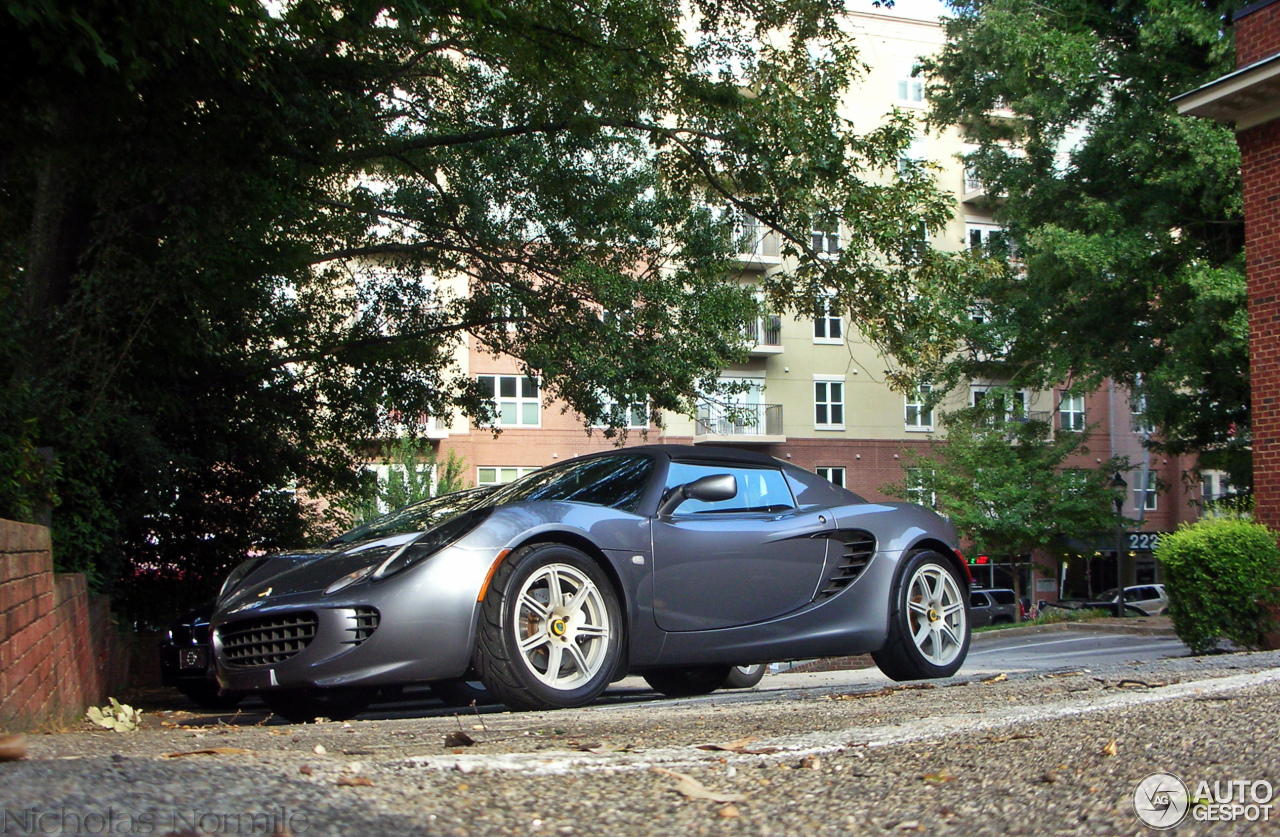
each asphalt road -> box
[4,625,1277,836]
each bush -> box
[1156,516,1280,654]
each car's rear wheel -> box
[643,665,734,697]
[722,664,767,689]
[262,687,374,723]
[473,543,623,711]
[872,550,970,681]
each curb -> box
[971,618,1177,643]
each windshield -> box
[327,453,654,545]
[327,487,497,546]
[488,454,654,513]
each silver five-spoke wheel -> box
[514,563,611,689]
[905,564,966,666]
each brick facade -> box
[1236,2,1280,531]
[1237,1,1280,67]
[0,519,125,731]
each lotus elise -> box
[211,445,971,719]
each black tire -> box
[643,665,733,698]
[432,678,493,707]
[262,687,374,723]
[722,664,767,690]
[872,550,971,682]
[176,681,244,711]
[472,543,624,711]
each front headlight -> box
[325,563,378,595]
[373,508,492,581]
[219,557,267,601]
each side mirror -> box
[658,474,738,516]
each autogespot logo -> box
[1133,772,1190,829]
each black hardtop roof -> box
[578,444,784,467]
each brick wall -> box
[1236,1,1280,68]
[1240,119,1280,531]
[0,519,123,731]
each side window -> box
[990,590,1016,606]
[665,463,796,514]
[970,593,989,608]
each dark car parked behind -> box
[968,588,1020,627]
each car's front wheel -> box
[473,543,623,711]
[872,550,970,681]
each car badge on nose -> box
[257,587,272,598]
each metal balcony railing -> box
[732,218,780,260]
[695,403,783,437]
[745,315,782,348]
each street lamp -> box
[1109,472,1128,618]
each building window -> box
[813,296,843,343]
[905,384,934,431]
[816,467,845,488]
[811,226,840,258]
[477,374,541,426]
[1201,470,1231,505]
[814,377,845,429]
[1131,394,1154,435]
[594,398,648,429]
[477,466,539,486]
[971,386,1027,421]
[1134,471,1158,511]
[1059,392,1085,432]
[906,467,935,508]
[967,223,1007,255]
[896,60,924,105]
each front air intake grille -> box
[816,531,876,600]
[344,607,380,646]
[218,612,318,668]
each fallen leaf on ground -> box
[799,756,821,770]
[718,806,740,818]
[1101,739,1118,757]
[652,767,747,803]
[0,735,27,762]
[981,673,1008,684]
[336,776,373,787]
[827,683,936,701]
[694,736,780,755]
[299,766,313,775]
[162,747,252,758]
[1117,679,1169,689]
[1044,671,1085,678]
[444,731,475,748]
[919,769,957,783]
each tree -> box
[343,440,469,529]
[1,1,953,622]
[917,0,1249,488]
[886,394,1128,610]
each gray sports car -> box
[211,445,970,720]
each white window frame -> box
[1059,392,1085,432]
[905,384,934,431]
[1134,471,1158,511]
[477,374,542,427]
[476,466,538,487]
[813,295,844,344]
[816,466,846,488]
[895,59,925,107]
[1131,394,1155,435]
[810,225,841,259]
[1201,470,1231,504]
[966,222,1005,253]
[593,397,648,430]
[971,386,1028,419]
[906,467,936,508]
[813,374,846,431]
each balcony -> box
[732,218,782,270]
[694,403,785,445]
[746,315,783,356]
[385,410,452,440]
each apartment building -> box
[420,10,1208,600]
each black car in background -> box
[159,604,243,709]
[968,588,1020,627]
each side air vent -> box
[816,531,876,600]
[218,612,318,668]
[345,606,380,646]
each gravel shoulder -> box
[5,646,1280,835]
